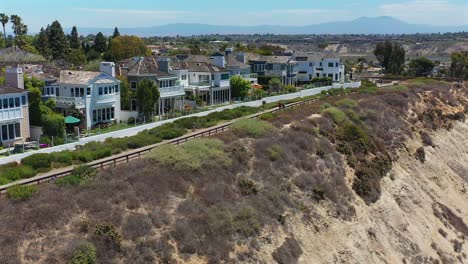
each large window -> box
[99,87,103,95]
[130,81,137,90]
[0,122,21,141]
[328,62,334,67]
[93,107,116,123]
[181,75,187,80]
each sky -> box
[3,0,468,32]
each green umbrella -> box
[64,115,81,124]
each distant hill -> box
[70,16,468,37]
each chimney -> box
[6,67,24,89]
[236,52,247,64]
[211,52,226,68]
[225,47,234,56]
[158,57,171,73]
[100,62,116,77]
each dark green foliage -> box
[21,153,52,171]
[56,165,97,186]
[259,112,276,121]
[374,41,406,75]
[267,144,283,161]
[48,20,69,59]
[51,151,73,166]
[149,123,186,140]
[70,242,97,264]
[41,113,65,139]
[0,165,36,181]
[94,223,123,250]
[76,151,94,163]
[352,154,392,204]
[238,178,259,195]
[230,75,251,98]
[70,26,80,49]
[409,57,435,77]
[7,185,37,200]
[135,78,159,116]
[337,122,374,154]
[93,32,107,53]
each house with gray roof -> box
[293,51,345,83]
[42,63,121,129]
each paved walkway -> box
[0,82,360,165]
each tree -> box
[10,15,28,49]
[107,35,149,61]
[117,76,132,110]
[67,49,87,65]
[34,27,50,58]
[70,26,80,49]
[449,51,468,79]
[409,57,435,77]
[48,21,69,60]
[230,75,251,98]
[112,27,120,38]
[135,79,159,116]
[268,77,283,93]
[374,41,405,75]
[0,14,8,46]
[93,32,107,53]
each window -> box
[87,88,91,96]
[104,87,108,94]
[75,88,80,97]
[181,74,187,80]
[56,88,60,97]
[335,74,338,81]
[101,109,106,121]
[3,99,8,109]
[115,85,119,93]
[15,123,20,138]
[71,88,74,97]
[97,109,101,122]
[131,99,137,111]
[9,98,14,108]
[319,62,322,67]
[130,81,137,89]
[99,87,103,95]
[328,62,334,67]
[51,88,54,95]
[336,62,339,67]
[1,125,7,141]
[15,97,20,107]
[309,62,313,67]
[93,110,97,122]
[8,124,14,140]
[221,73,230,80]
[21,96,26,105]
[111,107,115,119]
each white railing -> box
[0,108,22,121]
[265,70,286,76]
[240,73,258,79]
[55,96,86,107]
[160,86,185,98]
[96,94,117,104]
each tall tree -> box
[93,32,107,53]
[34,27,50,58]
[409,57,435,77]
[135,79,159,116]
[0,14,8,46]
[112,27,120,38]
[230,75,251,98]
[374,41,405,75]
[107,35,149,61]
[48,21,69,59]
[10,15,28,49]
[449,51,468,79]
[70,26,80,49]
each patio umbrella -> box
[64,115,81,124]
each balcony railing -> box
[265,70,287,76]
[189,81,211,87]
[159,86,185,98]
[53,96,86,108]
[240,73,258,79]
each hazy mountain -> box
[71,17,468,37]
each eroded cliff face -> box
[256,121,468,264]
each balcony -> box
[53,96,86,108]
[265,70,286,76]
[96,94,117,105]
[240,73,258,79]
[159,85,185,98]
[189,81,211,88]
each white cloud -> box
[379,0,468,26]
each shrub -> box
[94,223,123,249]
[149,139,231,170]
[1,165,36,181]
[321,107,347,124]
[267,144,283,161]
[150,123,186,140]
[352,154,392,204]
[7,185,37,200]
[238,178,259,195]
[337,122,373,153]
[272,237,303,264]
[76,151,94,163]
[51,151,73,166]
[415,147,425,163]
[56,165,98,186]
[285,85,297,93]
[259,112,276,121]
[21,153,52,171]
[335,98,357,108]
[70,242,97,264]
[231,119,273,138]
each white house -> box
[42,63,121,129]
[0,68,30,147]
[294,52,345,83]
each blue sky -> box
[3,0,468,32]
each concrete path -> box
[0,82,360,165]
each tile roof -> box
[118,56,176,78]
[59,71,102,85]
[0,85,26,95]
[225,54,249,68]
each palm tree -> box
[10,15,27,50]
[0,14,8,46]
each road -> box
[0,82,360,165]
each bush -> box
[272,237,303,264]
[21,153,52,171]
[150,123,186,140]
[335,98,357,108]
[337,122,373,153]
[51,151,73,166]
[70,242,97,264]
[0,165,36,181]
[321,107,347,124]
[7,185,37,200]
[76,151,94,163]
[94,223,123,249]
[285,85,297,93]
[56,165,98,186]
[415,147,425,163]
[149,139,231,170]
[259,112,276,121]
[267,144,283,161]
[238,178,259,195]
[231,119,273,138]
[352,154,392,204]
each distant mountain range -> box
[69,17,468,37]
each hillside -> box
[0,80,466,263]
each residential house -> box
[243,53,298,85]
[294,52,345,83]
[0,68,30,147]
[118,56,185,114]
[42,63,121,129]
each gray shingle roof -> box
[0,85,26,95]
[59,71,102,85]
